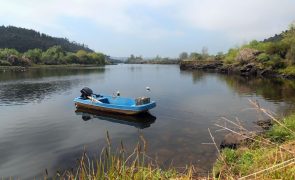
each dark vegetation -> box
[0,26,105,66]
[0,25,92,52]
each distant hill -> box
[263,30,287,43]
[0,25,93,52]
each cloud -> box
[178,0,295,41]
[0,0,181,39]
[0,0,295,55]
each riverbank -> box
[0,64,104,72]
[179,60,295,79]
[213,106,295,179]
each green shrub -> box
[279,66,295,75]
[267,114,295,143]
[266,54,285,69]
[286,44,295,65]
[0,60,11,66]
[257,53,270,62]
[222,148,238,164]
[224,48,239,64]
[7,55,31,66]
[23,48,42,64]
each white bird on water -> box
[146,87,151,91]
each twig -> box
[208,128,221,155]
[249,99,295,136]
[238,158,295,179]
[214,124,295,155]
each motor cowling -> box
[80,87,93,99]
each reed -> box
[54,131,195,180]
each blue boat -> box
[74,87,156,115]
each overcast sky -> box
[1,0,295,57]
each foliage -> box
[56,134,193,179]
[279,66,295,76]
[125,54,144,64]
[224,48,239,64]
[179,52,188,60]
[7,55,31,66]
[23,48,42,64]
[215,52,225,61]
[0,25,93,52]
[265,54,285,69]
[286,44,295,65]
[189,52,203,61]
[267,114,295,142]
[0,48,19,60]
[0,46,105,67]
[42,46,66,65]
[257,53,270,62]
[0,60,11,66]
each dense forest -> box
[180,24,295,76]
[0,26,93,52]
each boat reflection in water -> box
[75,108,156,129]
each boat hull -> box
[74,95,156,115]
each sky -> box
[0,0,295,57]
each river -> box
[0,64,295,178]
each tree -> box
[189,52,202,61]
[65,53,79,64]
[201,46,209,58]
[179,52,188,60]
[23,48,42,64]
[215,52,225,61]
[88,52,105,65]
[41,46,66,65]
[0,48,19,60]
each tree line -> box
[0,25,93,53]
[0,46,105,66]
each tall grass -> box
[53,132,195,179]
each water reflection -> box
[0,67,106,106]
[0,80,72,106]
[0,67,105,81]
[180,70,206,83]
[75,108,156,129]
[218,75,295,104]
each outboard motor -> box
[80,87,93,99]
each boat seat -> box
[98,97,110,104]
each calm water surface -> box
[1,64,295,178]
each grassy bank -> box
[213,107,295,179]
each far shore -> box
[0,64,106,71]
